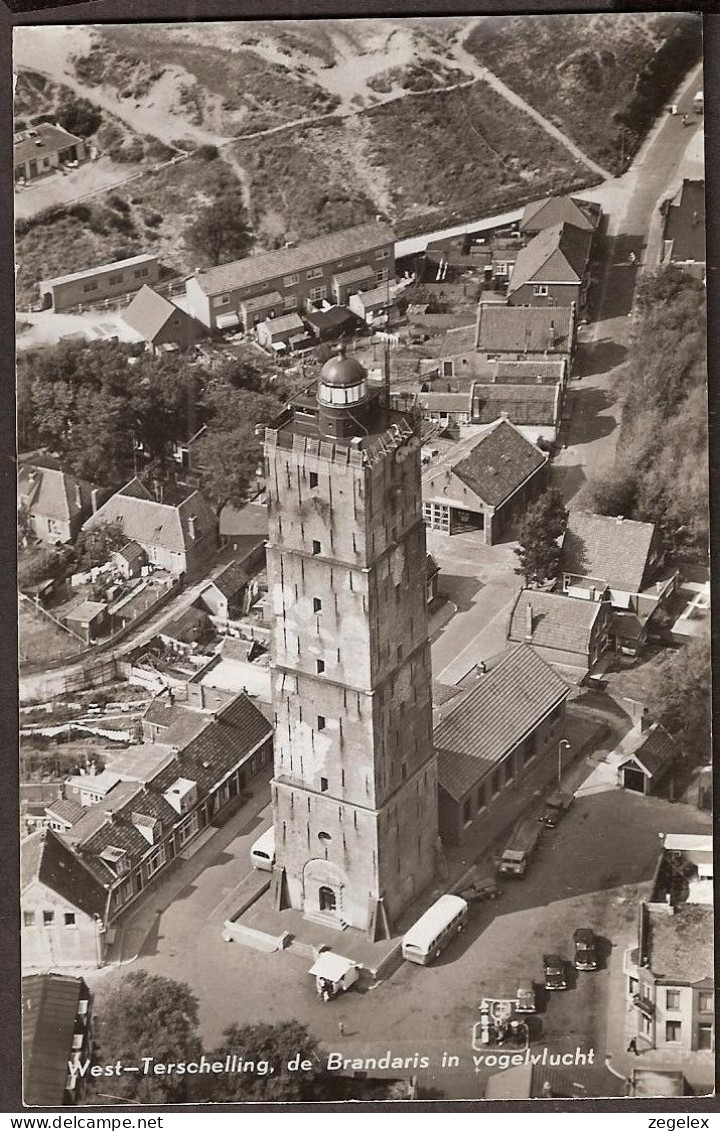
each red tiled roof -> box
[435,645,570,800]
[560,512,656,594]
[452,419,547,507]
[520,195,601,234]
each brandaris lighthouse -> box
[263,349,439,940]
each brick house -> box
[83,478,218,578]
[508,588,612,681]
[18,454,103,545]
[122,285,201,353]
[422,418,548,543]
[21,829,110,968]
[14,122,87,183]
[39,254,160,313]
[185,221,395,331]
[624,834,713,1059]
[435,645,570,845]
[23,974,93,1106]
[476,303,577,365]
[471,383,562,444]
[519,195,602,237]
[507,222,592,309]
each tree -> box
[645,634,711,759]
[183,191,252,267]
[197,388,284,513]
[90,972,202,1104]
[17,543,62,591]
[201,1021,334,1103]
[74,519,126,570]
[514,488,567,586]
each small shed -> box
[255,312,310,352]
[616,721,681,795]
[113,541,147,580]
[308,951,360,998]
[63,600,108,643]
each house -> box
[185,637,272,709]
[21,829,110,968]
[218,499,268,567]
[160,605,211,648]
[255,311,312,353]
[422,419,548,544]
[184,221,395,330]
[508,589,612,681]
[83,478,218,578]
[417,391,473,429]
[65,769,122,808]
[519,194,602,237]
[14,122,87,183]
[624,834,713,1060]
[559,512,674,653]
[62,599,108,643]
[348,284,394,325]
[661,179,706,274]
[434,645,570,845]
[240,290,283,331]
[112,540,147,580]
[197,559,251,623]
[18,454,103,545]
[122,285,200,353]
[615,717,682,795]
[39,254,160,313]
[470,383,562,443]
[22,974,92,1106]
[507,222,592,309]
[304,305,358,342]
[476,303,577,364]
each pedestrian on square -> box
[627,1038,639,1055]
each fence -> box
[19,592,86,643]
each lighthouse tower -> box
[263,350,438,939]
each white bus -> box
[402,894,469,965]
[250,826,276,871]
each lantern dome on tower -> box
[318,347,368,409]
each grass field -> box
[19,603,86,666]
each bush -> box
[57,95,102,138]
[107,194,131,213]
[196,143,219,161]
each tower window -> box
[318,831,332,842]
[397,644,404,662]
[309,472,319,489]
[316,659,325,674]
[401,760,408,781]
[313,597,322,613]
[317,715,326,731]
[312,540,321,556]
[320,777,329,792]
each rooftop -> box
[21,829,109,917]
[508,589,603,654]
[508,222,592,292]
[441,418,547,508]
[435,644,569,800]
[191,221,394,297]
[663,178,706,264]
[261,311,306,335]
[41,253,158,290]
[218,498,268,546]
[492,358,566,385]
[616,721,681,779]
[123,285,191,342]
[18,456,98,524]
[84,477,217,554]
[477,304,574,355]
[472,383,559,426]
[14,121,84,168]
[560,511,656,594]
[646,903,713,983]
[241,290,283,312]
[23,974,88,1106]
[520,195,601,234]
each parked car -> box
[543,954,567,991]
[515,979,537,1013]
[573,928,598,971]
[457,877,502,903]
[539,789,574,827]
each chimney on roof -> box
[525,601,534,641]
[188,515,197,541]
[90,488,102,513]
[74,483,83,509]
[547,319,555,351]
[640,707,653,733]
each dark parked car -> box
[457,878,501,903]
[573,928,598,971]
[543,954,567,990]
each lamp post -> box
[558,739,571,790]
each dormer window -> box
[100,846,129,875]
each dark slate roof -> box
[218,499,268,545]
[45,798,85,827]
[560,512,655,594]
[18,457,97,523]
[492,358,566,385]
[508,222,592,293]
[452,419,547,507]
[477,304,574,354]
[162,605,209,641]
[123,285,192,342]
[23,974,87,1106]
[205,559,250,599]
[663,179,706,264]
[508,589,602,654]
[435,645,570,800]
[520,195,601,234]
[85,478,217,554]
[618,722,681,779]
[194,221,394,297]
[305,306,357,332]
[21,829,109,917]
[472,383,558,426]
[14,122,84,167]
[418,392,472,414]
